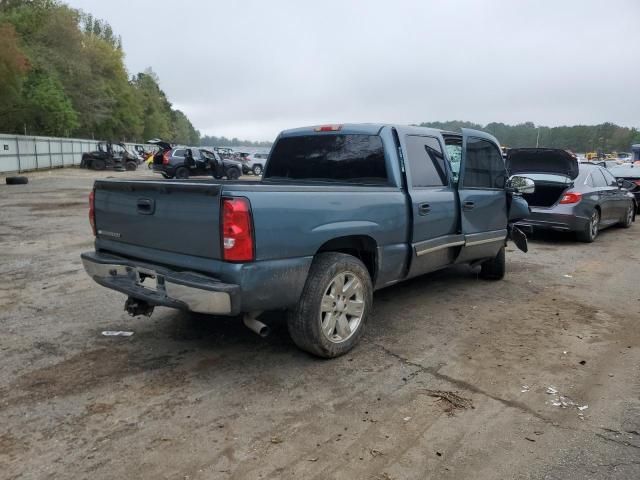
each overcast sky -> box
[67,0,640,141]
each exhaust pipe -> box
[243,312,270,337]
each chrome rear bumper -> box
[81,252,239,315]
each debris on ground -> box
[521,385,530,393]
[425,390,474,415]
[371,473,394,480]
[101,330,134,337]
[369,448,383,457]
[524,437,536,442]
[270,436,283,444]
[545,385,588,417]
[403,416,411,422]
[563,274,573,278]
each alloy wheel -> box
[319,271,365,343]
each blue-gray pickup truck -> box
[81,124,531,357]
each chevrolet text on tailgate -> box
[82,124,532,358]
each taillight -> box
[89,189,96,235]
[633,179,640,186]
[559,192,582,204]
[162,149,170,165]
[221,197,254,262]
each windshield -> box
[264,134,388,184]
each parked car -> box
[80,142,139,171]
[508,148,636,242]
[149,141,242,180]
[244,152,269,175]
[609,164,640,212]
[593,160,622,170]
[82,124,532,358]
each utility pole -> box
[536,129,540,148]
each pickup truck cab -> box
[82,124,531,358]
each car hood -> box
[506,148,579,179]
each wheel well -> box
[316,235,378,281]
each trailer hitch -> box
[124,297,154,317]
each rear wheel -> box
[92,159,106,170]
[620,203,634,228]
[125,161,137,171]
[577,209,599,242]
[252,164,263,176]
[175,167,189,179]
[479,246,505,280]
[288,252,372,358]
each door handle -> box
[137,198,155,215]
[463,201,475,211]
[418,203,431,215]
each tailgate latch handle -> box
[137,198,155,215]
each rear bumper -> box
[81,251,240,315]
[515,209,589,233]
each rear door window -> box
[173,149,186,158]
[405,135,448,187]
[463,138,507,189]
[264,134,388,184]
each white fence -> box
[0,133,148,174]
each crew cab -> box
[81,124,531,358]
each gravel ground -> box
[1,167,639,480]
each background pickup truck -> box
[82,124,531,358]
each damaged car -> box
[508,148,636,242]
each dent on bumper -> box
[81,252,238,315]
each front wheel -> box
[227,168,241,180]
[479,246,505,280]
[577,209,599,242]
[288,252,372,358]
[91,159,106,171]
[125,161,137,171]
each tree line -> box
[418,121,640,153]
[0,0,200,144]
[200,135,273,148]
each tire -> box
[227,168,241,180]
[479,246,505,280]
[619,203,634,228]
[288,252,372,358]
[577,209,600,242]
[5,176,28,185]
[175,167,189,179]
[252,164,263,176]
[92,159,106,171]
[125,161,137,171]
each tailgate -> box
[94,179,222,259]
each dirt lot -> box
[1,168,639,480]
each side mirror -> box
[507,175,535,194]
[617,178,625,188]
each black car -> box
[149,141,242,180]
[609,164,640,212]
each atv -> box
[80,142,140,171]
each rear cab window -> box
[263,134,388,185]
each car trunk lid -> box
[506,148,579,179]
[93,179,222,259]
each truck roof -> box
[279,123,459,138]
